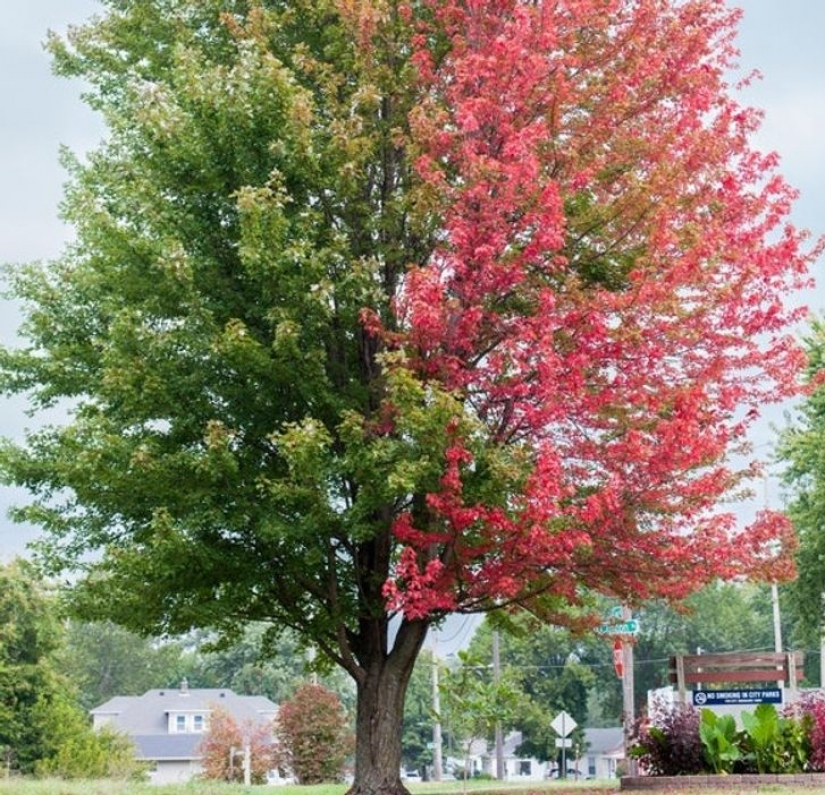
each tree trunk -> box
[347,622,428,795]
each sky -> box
[1,1,824,570]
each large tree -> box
[0,1,817,793]
[779,319,825,647]
[466,617,597,761]
[0,560,84,773]
[58,620,186,710]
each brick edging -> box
[621,773,825,790]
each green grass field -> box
[1,779,823,795]
[0,779,618,795]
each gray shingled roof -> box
[132,733,203,761]
[584,727,624,755]
[91,686,278,762]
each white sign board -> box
[550,710,577,737]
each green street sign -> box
[596,618,640,636]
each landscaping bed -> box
[621,773,825,790]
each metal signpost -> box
[550,710,577,779]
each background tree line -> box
[401,581,809,777]
[0,559,816,779]
[0,557,356,778]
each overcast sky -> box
[1,1,823,565]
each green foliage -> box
[36,725,146,781]
[740,704,810,774]
[58,620,186,710]
[183,625,355,714]
[636,704,813,776]
[466,613,606,750]
[0,562,151,778]
[699,710,742,774]
[0,560,87,774]
[632,583,780,704]
[0,1,814,791]
[439,650,522,772]
[780,320,825,649]
[402,649,438,773]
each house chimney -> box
[180,677,189,695]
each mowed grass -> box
[0,779,619,795]
[0,778,822,795]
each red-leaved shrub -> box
[197,705,276,783]
[630,699,705,776]
[790,691,825,771]
[276,683,353,784]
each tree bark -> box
[347,621,429,795]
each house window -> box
[588,757,596,777]
[193,714,205,732]
[176,714,186,732]
[518,760,531,776]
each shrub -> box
[633,699,814,777]
[36,726,146,780]
[699,709,742,773]
[276,682,353,784]
[790,691,825,771]
[197,705,276,784]
[630,700,704,776]
[739,703,809,774]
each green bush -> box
[36,726,147,780]
[635,702,814,776]
[699,710,742,773]
[739,704,810,774]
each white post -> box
[243,743,251,786]
[772,582,784,689]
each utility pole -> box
[431,632,443,781]
[492,631,505,780]
[621,605,636,776]
[765,472,784,689]
[820,620,825,689]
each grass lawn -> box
[1,779,823,795]
[0,779,618,795]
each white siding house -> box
[90,681,278,784]
[460,727,624,782]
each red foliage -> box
[276,683,353,784]
[197,705,276,784]
[792,692,825,771]
[381,0,820,620]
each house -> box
[472,731,553,780]
[580,727,624,779]
[460,727,624,781]
[498,731,548,780]
[90,680,278,784]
